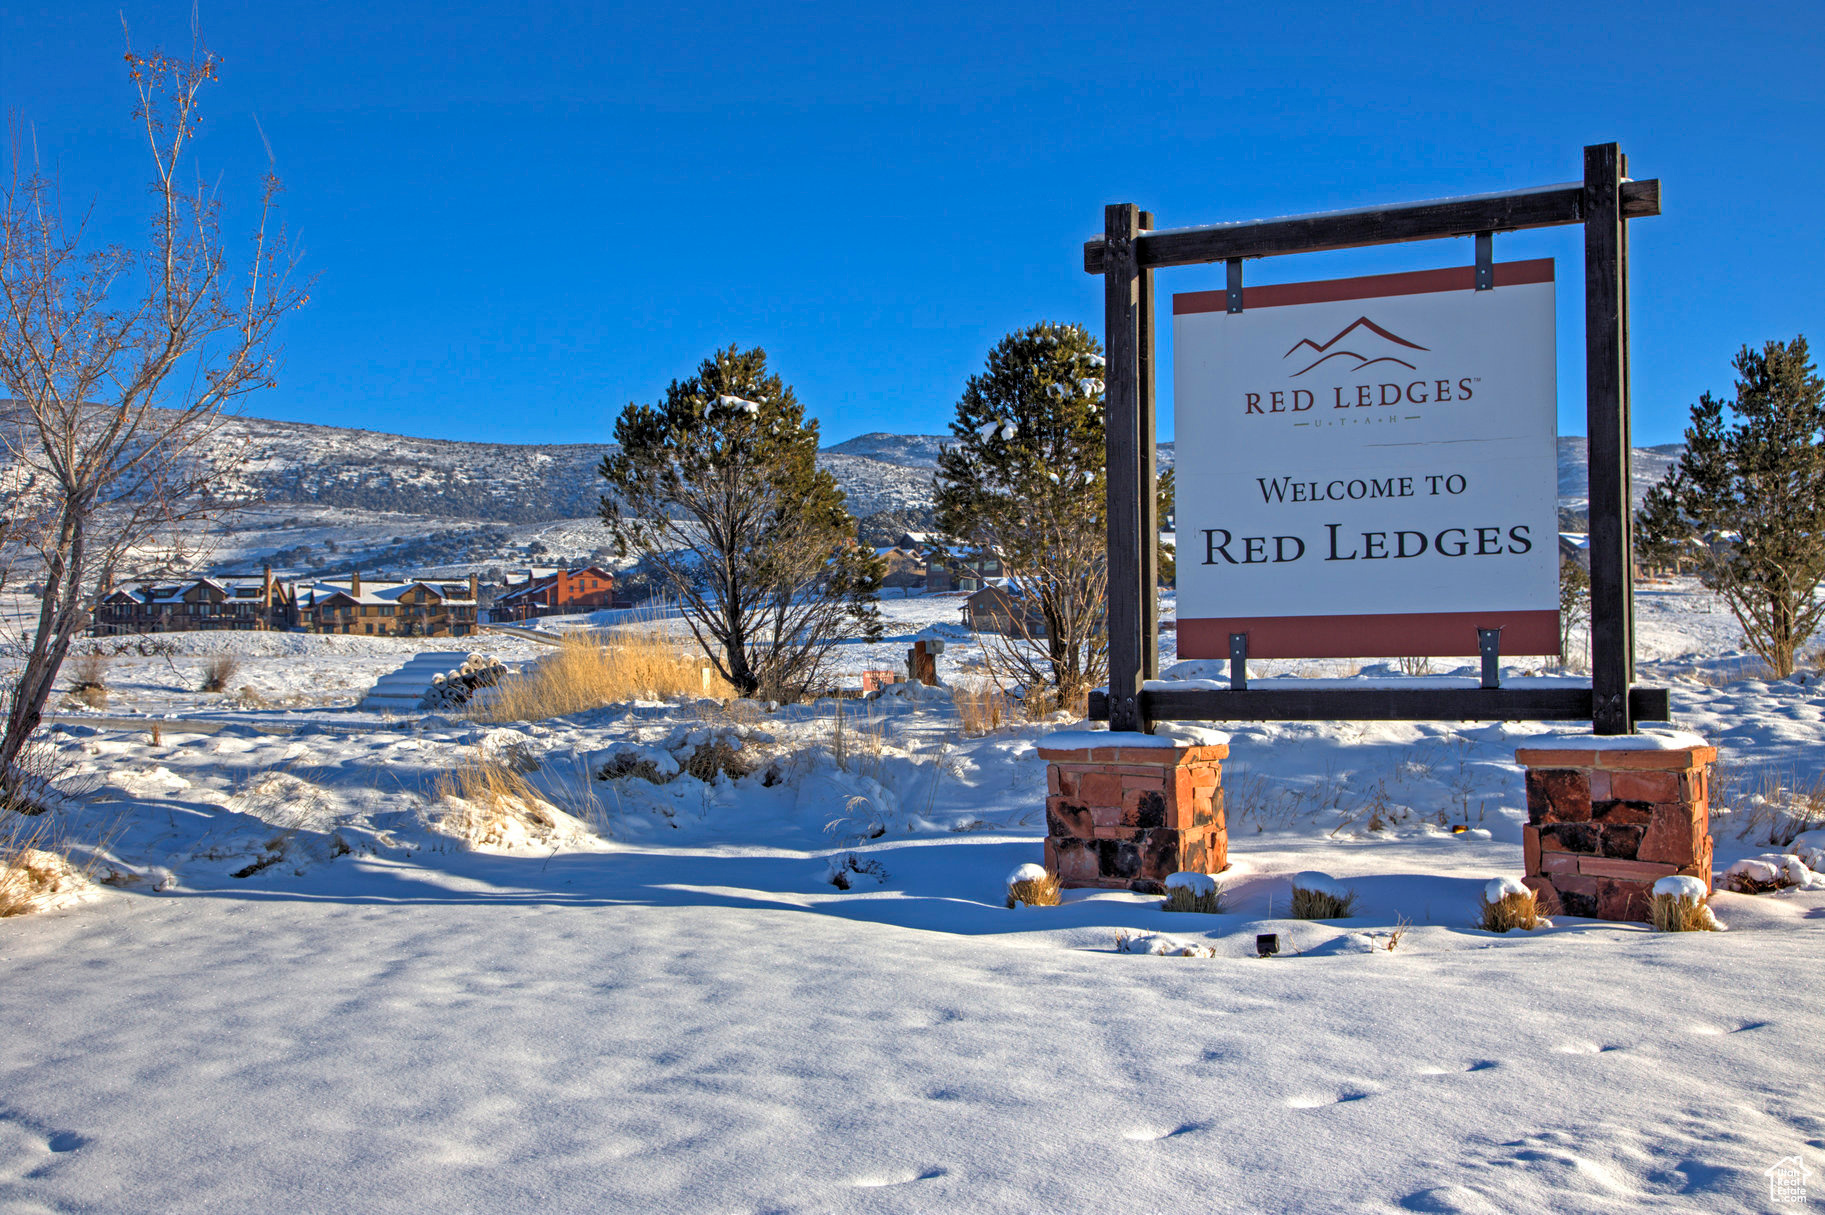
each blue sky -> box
[4,2,1821,448]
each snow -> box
[1724,854,1825,891]
[1006,862,1048,885]
[1485,876,1530,902]
[5,580,1825,1210]
[1114,930,1217,957]
[1519,728,1714,751]
[1289,870,1353,899]
[1164,870,1218,896]
[1653,875,1709,900]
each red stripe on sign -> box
[1173,259,1555,316]
[1178,610,1562,659]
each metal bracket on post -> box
[1229,633,1249,691]
[1474,232,1494,290]
[1226,258,1243,313]
[1478,628,1502,689]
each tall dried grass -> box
[1650,891,1722,932]
[474,630,730,722]
[432,748,583,849]
[0,812,102,917]
[954,681,1012,737]
[1726,769,1825,847]
[1478,888,1546,932]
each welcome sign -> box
[1173,260,1560,659]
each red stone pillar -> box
[1036,738,1230,894]
[1513,741,1716,922]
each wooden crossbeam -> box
[1083,179,1660,274]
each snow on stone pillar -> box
[1036,731,1230,895]
[1513,734,1716,922]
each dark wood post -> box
[1584,143,1632,734]
[1103,203,1146,732]
[1137,210,1160,682]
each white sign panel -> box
[1173,260,1560,658]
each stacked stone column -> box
[1037,739,1229,894]
[1514,742,1716,922]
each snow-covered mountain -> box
[174,414,941,523]
[15,408,1680,576]
[1554,438,1684,509]
[155,415,1678,525]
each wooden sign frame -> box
[1086,143,1663,735]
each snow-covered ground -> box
[4,580,1825,1213]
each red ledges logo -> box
[1283,317,1429,377]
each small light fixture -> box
[1256,933,1280,958]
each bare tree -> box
[0,34,305,791]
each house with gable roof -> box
[302,572,481,637]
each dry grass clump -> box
[199,656,241,693]
[681,736,752,782]
[1288,878,1358,920]
[433,748,581,849]
[955,681,1012,737]
[68,654,108,708]
[1479,889,1547,933]
[1006,864,1061,908]
[476,630,731,722]
[0,815,100,918]
[1650,891,1722,932]
[1160,875,1226,914]
[1731,769,1825,847]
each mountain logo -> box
[1283,317,1429,378]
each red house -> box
[490,566,620,621]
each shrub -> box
[200,656,240,693]
[1288,871,1357,919]
[1478,878,1547,932]
[475,629,730,722]
[1160,871,1225,914]
[68,654,108,708]
[1006,862,1060,908]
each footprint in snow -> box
[1287,1090,1371,1108]
[1417,1060,1501,1075]
[1123,1124,1200,1141]
[1554,1041,1624,1055]
[851,1167,946,1188]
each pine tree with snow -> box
[1637,336,1825,676]
[600,345,884,700]
[934,322,1108,710]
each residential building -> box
[960,581,1047,637]
[898,533,1004,592]
[303,572,481,637]
[94,570,297,635]
[489,566,620,622]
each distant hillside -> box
[165,414,937,523]
[1555,439,1683,508]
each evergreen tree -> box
[935,322,1108,710]
[600,346,883,699]
[1637,336,1825,676]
